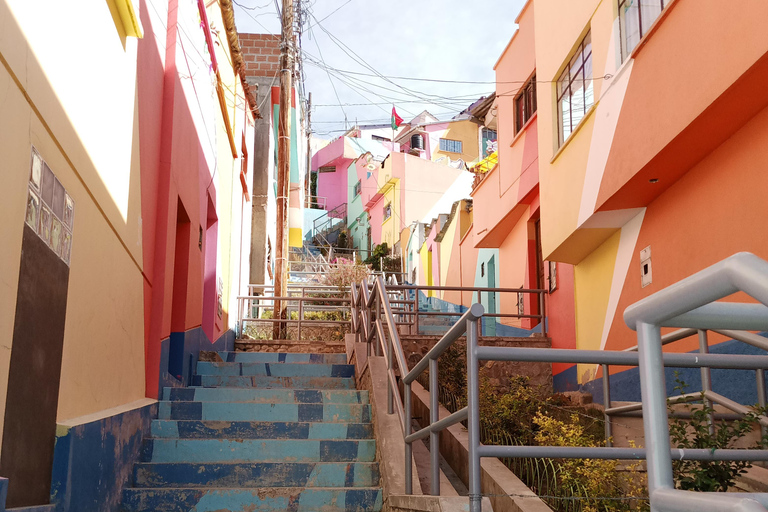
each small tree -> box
[323,257,370,293]
[669,373,768,492]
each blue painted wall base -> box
[49,402,157,512]
[553,337,768,406]
[159,327,235,396]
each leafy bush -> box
[669,374,768,492]
[364,243,401,272]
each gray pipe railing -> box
[352,253,768,512]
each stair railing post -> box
[375,289,382,357]
[698,330,715,435]
[602,364,612,447]
[429,357,440,495]
[298,297,303,341]
[387,309,394,415]
[757,368,767,439]
[405,382,413,494]
[467,316,481,512]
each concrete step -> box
[196,362,355,378]
[194,375,357,389]
[151,420,374,439]
[158,401,371,422]
[132,461,380,488]
[163,387,368,404]
[215,352,347,364]
[122,486,382,512]
[141,439,377,463]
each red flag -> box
[391,106,403,130]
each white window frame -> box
[439,138,463,154]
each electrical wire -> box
[309,23,347,127]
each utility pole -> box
[305,92,312,207]
[273,0,293,339]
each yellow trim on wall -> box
[573,230,620,383]
[113,0,143,38]
[289,227,303,248]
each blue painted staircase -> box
[121,351,382,512]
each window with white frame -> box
[557,31,594,147]
[619,0,666,61]
[353,180,361,197]
[439,138,463,154]
[383,203,392,221]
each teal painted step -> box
[158,401,371,422]
[195,375,356,389]
[142,439,377,463]
[196,362,355,378]
[216,352,347,364]
[133,461,380,488]
[151,420,374,439]
[122,487,382,512]
[163,387,368,404]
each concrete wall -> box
[0,0,256,506]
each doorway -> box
[486,255,497,336]
[168,200,190,380]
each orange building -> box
[533,0,768,399]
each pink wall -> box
[316,164,348,212]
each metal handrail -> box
[384,283,547,337]
[402,303,484,496]
[350,253,768,512]
[237,293,351,340]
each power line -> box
[309,23,347,126]
[307,14,470,112]
[305,0,352,31]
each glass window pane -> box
[40,205,52,245]
[560,93,571,142]
[622,0,641,56]
[64,194,75,229]
[571,69,586,128]
[52,177,65,219]
[51,217,63,255]
[569,49,583,80]
[30,150,42,190]
[42,163,54,206]
[583,31,592,60]
[26,189,41,232]
[640,0,663,32]
[584,53,595,111]
[558,68,571,99]
[62,230,72,265]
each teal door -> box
[486,256,497,336]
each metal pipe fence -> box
[351,253,768,512]
[382,284,547,338]
[237,292,351,340]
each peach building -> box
[533,0,768,399]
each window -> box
[383,203,392,221]
[557,31,594,147]
[482,128,497,141]
[353,180,362,197]
[514,75,537,133]
[318,165,335,173]
[619,0,666,61]
[26,147,74,265]
[439,138,463,154]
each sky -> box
[233,0,527,140]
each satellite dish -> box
[367,163,376,171]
